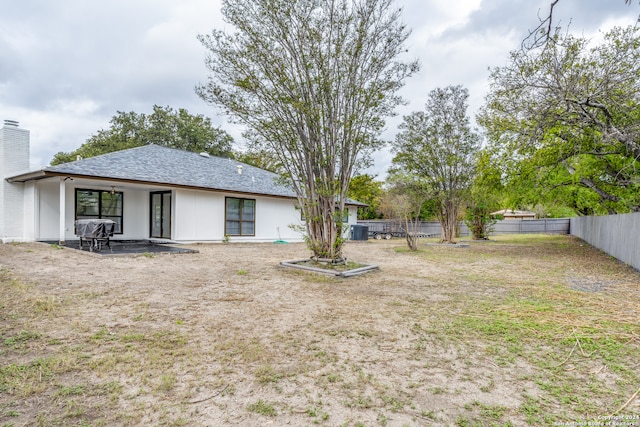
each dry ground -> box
[1,235,639,426]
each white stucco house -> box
[0,121,363,244]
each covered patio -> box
[41,240,198,256]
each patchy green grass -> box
[1,235,639,426]
[247,399,277,417]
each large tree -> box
[348,174,384,220]
[234,148,284,174]
[478,26,640,214]
[381,171,432,250]
[196,0,417,261]
[51,105,233,165]
[464,148,504,240]
[392,85,480,243]
[526,0,640,49]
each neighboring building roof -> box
[491,209,536,218]
[7,144,366,205]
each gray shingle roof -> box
[8,144,366,205]
[45,144,297,198]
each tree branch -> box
[563,162,620,203]
[521,0,560,50]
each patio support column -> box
[59,177,66,245]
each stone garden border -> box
[280,259,379,277]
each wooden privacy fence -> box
[357,218,570,237]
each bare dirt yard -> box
[1,235,639,426]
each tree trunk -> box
[302,194,346,262]
[404,217,419,251]
[439,198,459,243]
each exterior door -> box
[150,191,171,239]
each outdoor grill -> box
[75,219,115,252]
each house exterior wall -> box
[172,188,305,242]
[0,181,25,242]
[34,179,154,241]
[171,190,359,242]
[0,122,30,242]
[173,189,224,241]
[503,214,536,220]
[22,182,36,241]
[122,188,150,240]
[31,179,331,243]
[253,196,305,242]
[347,206,357,228]
[37,179,60,240]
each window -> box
[75,189,124,234]
[225,197,255,236]
[337,208,349,223]
[150,191,171,239]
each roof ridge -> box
[62,143,150,165]
[54,144,270,174]
[142,144,248,166]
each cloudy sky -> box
[0,0,636,175]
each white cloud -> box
[0,0,636,173]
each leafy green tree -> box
[469,148,503,209]
[464,149,503,239]
[197,0,417,261]
[51,105,234,165]
[348,174,384,220]
[528,1,640,50]
[392,85,480,243]
[234,147,285,174]
[478,26,640,214]
[381,171,432,250]
[464,204,496,240]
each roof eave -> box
[7,168,365,206]
[6,170,48,183]
[8,170,298,200]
